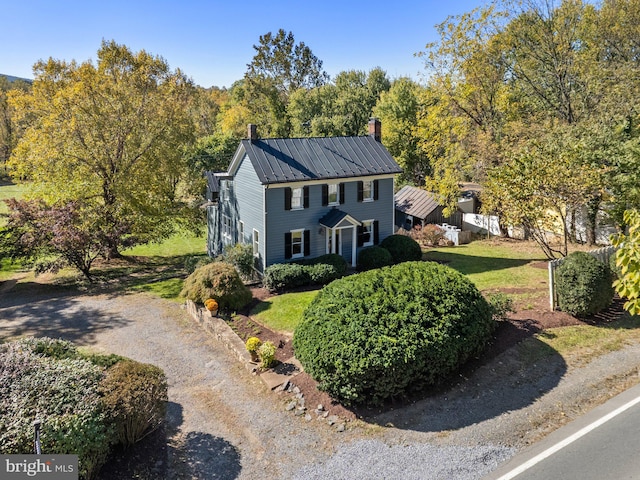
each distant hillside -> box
[0,74,32,84]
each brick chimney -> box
[368,118,381,142]
[248,124,257,141]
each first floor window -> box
[285,229,310,259]
[253,229,259,257]
[291,230,304,258]
[239,221,245,244]
[358,220,378,247]
[222,215,232,244]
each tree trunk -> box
[585,194,601,246]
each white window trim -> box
[362,180,374,202]
[291,187,304,210]
[253,229,259,257]
[239,221,245,244]
[362,219,374,247]
[328,183,340,206]
[222,214,232,245]
[290,228,305,259]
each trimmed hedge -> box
[556,251,615,317]
[293,261,495,406]
[263,254,347,292]
[180,261,252,311]
[356,245,392,271]
[379,234,423,263]
[263,263,310,292]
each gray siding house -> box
[206,119,402,273]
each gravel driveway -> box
[2,287,640,479]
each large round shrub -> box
[556,251,614,316]
[180,261,252,311]
[293,261,495,406]
[379,234,423,263]
[357,245,392,271]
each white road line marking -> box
[494,393,640,480]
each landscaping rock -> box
[286,401,297,411]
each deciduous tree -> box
[8,40,198,258]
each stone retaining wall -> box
[185,300,254,369]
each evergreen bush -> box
[293,261,495,406]
[356,245,392,271]
[180,262,252,311]
[379,234,423,263]
[263,263,310,292]
[99,361,168,447]
[556,251,615,316]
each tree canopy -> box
[7,40,199,260]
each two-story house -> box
[206,119,402,273]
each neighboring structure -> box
[394,185,462,231]
[205,119,402,273]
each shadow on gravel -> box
[363,336,567,433]
[0,284,130,344]
[175,432,242,480]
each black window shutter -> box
[303,186,310,208]
[373,180,379,201]
[284,187,292,211]
[373,221,379,245]
[357,225,364,247]
[322,184,328,206]
[357,181,363,202]
[285,232,292,259]
[339,183,345,204]
[304,230,310,256]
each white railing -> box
[548,246,616,310]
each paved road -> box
[485,383,640,480]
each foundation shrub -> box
[379,234,423,263]
[263,263,310,292]
[356,245,392,271]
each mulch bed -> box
[224,284,627,421]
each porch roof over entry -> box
[319,209,361,229]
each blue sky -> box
[2,0,490,88]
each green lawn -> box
[423,239,549,293]
[0,181,27,225]
[250,290,318,333]
[122,233,207,258]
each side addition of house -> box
[205,119,402,273]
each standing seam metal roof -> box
[394,185,442,219]
[240,136,402,184]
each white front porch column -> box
[351,225,357,267]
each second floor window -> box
[358,179,378,202]
[322,183,344,206]
[285,186,309,210]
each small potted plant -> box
[245,336,262,362]
[204,298,218,317]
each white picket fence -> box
[548,246,617,310]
